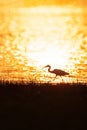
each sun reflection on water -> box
[0,6,87,83]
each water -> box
[0,6,87,83]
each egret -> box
[43,65,69,80]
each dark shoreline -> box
[0,81,87,129]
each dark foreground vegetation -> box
[0,81,87,129]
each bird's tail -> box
[68,75,75,78]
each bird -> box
[43,65,69,79]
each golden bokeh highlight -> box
[0,5,87,83]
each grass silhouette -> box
[0,81,87,129]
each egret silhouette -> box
[43,65,69,79]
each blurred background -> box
[0,0,87,83]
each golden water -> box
[0,6,87,83]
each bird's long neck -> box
[48,66,52,73]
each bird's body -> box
[44,65,69,77]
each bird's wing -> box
[53,69,69,75]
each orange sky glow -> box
[0,0,87,7]
[24,0,87,7]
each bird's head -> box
[43,65,51,69]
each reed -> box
[0,81,87,129]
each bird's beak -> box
[42,66,45,69]
[42,66,47,69]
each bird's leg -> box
[68,75,71,82]
[54,75,57,80]
[60,76,64,82]
[52,75,57,81]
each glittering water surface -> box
[0,6,87,83]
